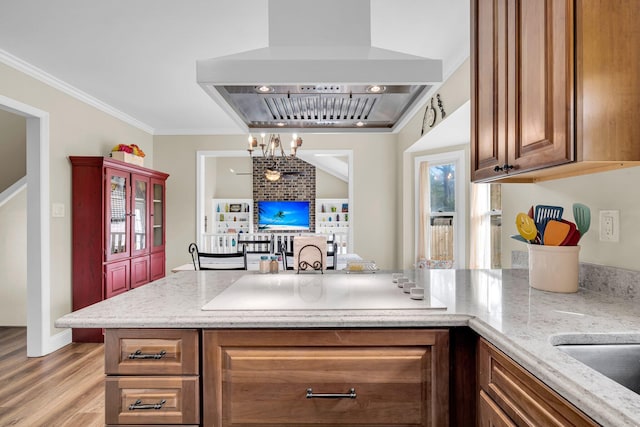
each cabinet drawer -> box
[204,329,449,427]
[478,339,597,426]
[479,390,516,427]
[105,329,198,375]
[223,347,429,425]
[105,376,199,425]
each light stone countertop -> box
[55,269,640,426]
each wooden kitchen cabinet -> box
[471,0,640,183]
[105,329,200,426]
[203,329,450,427]
[70,156,169,342]
[477,338,597,426]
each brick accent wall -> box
[252,156,316,232]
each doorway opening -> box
[0,94,64,357]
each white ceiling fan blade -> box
[229,168,252,175]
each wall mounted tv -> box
[258,200,310,231]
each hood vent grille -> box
[263,94,377,122]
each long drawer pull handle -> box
[129,399,166,410]
[306,388,356,399]
[128,349,166,360]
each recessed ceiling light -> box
[366,85,385,93]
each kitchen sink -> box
[555,343,640,394]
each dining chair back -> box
[237,235,273,254]
[188,243,248,270]
[281,236,338,272]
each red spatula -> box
[558,219,579,245]
[561,227,581,246]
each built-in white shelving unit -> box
[212,198,253,234]
[316,198,349,234]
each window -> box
[415,150,466,268]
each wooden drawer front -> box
[478,339,597,426]
[479,390,516,427]
[105,376,199,425]
[105,329,198,375]
[204,329,449,427]
[224,347,428,426]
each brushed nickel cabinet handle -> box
[128,349,166,359]
[128,399,166,410]
[306,387,356,399]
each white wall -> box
[0,62,154,335]
[214,157,253,199]
[0,108,26,325]
[316,169,348,198]
[0,109,26,192]
[0,187,27,325]
[501,167,640,270]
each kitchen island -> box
[56,269,640,426]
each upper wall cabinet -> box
[471,0,640,183]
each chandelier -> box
[247,133,303,182]
[247,133,302,158]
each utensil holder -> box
[528,245,580,293]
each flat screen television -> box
[258,200,310,231]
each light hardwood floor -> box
[0,327,104,426]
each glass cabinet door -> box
[131,174,150,256]
[151,178,166,252]
[105,168,130,261]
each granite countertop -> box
[55,269,640,426]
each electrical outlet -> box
[599,210,619,242]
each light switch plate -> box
[52,203,65,218]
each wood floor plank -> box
[0,327,105,427]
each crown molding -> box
[0,49,155,135]
[154,127,243,136]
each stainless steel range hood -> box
[196,0,443,132]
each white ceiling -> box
[0,0,470,135]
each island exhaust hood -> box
[196,0,442,132]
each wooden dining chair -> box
[188,243,247,270]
